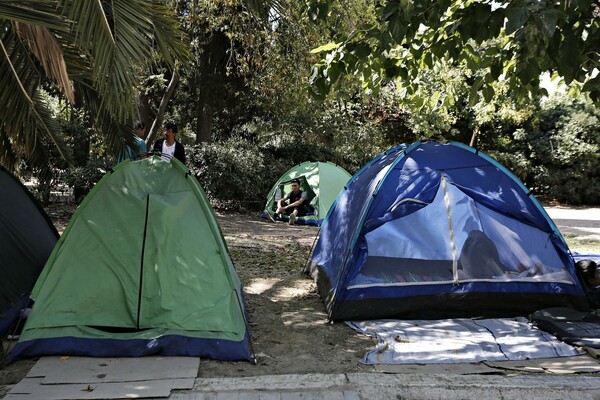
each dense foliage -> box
[511,98,600,205]
[3,0,600,208]
[309,0,600,105]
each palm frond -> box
[0,1,67,31]
[244,0,285,20]
[13,22,74,103]
[148,0,190,67]
[0,130,18,171]
[73,81,135,157]
[61,0,187,122]
[0,28,70,163]
[0,0,188,170]
[22,91,71,181]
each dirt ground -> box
[2,202,600,397]
[201,212,374,377]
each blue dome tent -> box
[308,141,588,321]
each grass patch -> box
[563,236,600,254]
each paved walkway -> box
[545,206,600,241]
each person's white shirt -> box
[161,141,176,162]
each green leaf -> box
[538,8,563,37]
[468,88,480,107]
[310,42,342,54]
[482,85,495,102]
[430,91,441,108]
[327,62,342,84]
[389,20,407,43]
[350,42,371,59]
[490,60,503,79]
[506,7,530,35]
[423,52,433,68]
[582,76,600,93]
[516,60,539,85]
[381,0,400,21]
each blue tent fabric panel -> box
[8,331,253,361]
[311,145,407,291]
[476,206,569,276]
[0,294,29,338]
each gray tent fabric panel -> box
[358,176,574,287]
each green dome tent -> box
[262,161,352,226]
[9,157,253,362]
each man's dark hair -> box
[135,121,145,130]
[165,122,178,133]
[577,259,598,283]
[291,179,300,185]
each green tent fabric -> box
[9,157,253,362]
[262,161,351,226]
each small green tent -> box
[262,161,351,226]
[9,157,253,362]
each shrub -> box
[60,158,114,202]
[187,138,276,211]
[511,98,600,205]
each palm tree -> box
[0,0,189,174]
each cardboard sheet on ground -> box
[5,356,198,399]
[348,317,584,365]
[484,355,600,374]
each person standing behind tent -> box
[276,179,308,225]
[576,259,600,308]
[153,122,186,165]
[117,121,148,163]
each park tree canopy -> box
[308,0,600,104]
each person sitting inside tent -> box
[457,230,506,279]
[576,259,600,308]
[276,179,309,225]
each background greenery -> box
[3,0,600,209]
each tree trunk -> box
[146,67,180,146]
[138,91,154,132]
[469,130,478,148]
[196,102,213,144]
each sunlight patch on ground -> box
[246,278,314,300]
[274,286,311,299]
[245,278,282,294]
[281,310,328,327]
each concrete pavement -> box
[545,206,600,242]
[168,373,600,400]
